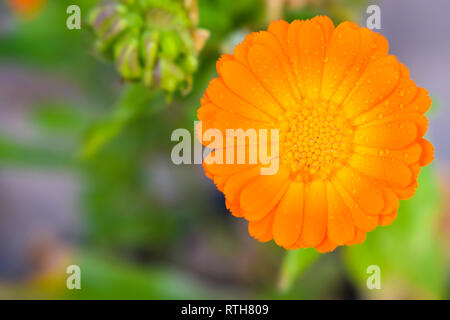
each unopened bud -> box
[114,31,142,80]
[88,0,209,97]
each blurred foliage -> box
[81,83,162,158]
[0,0,447,300]
[64,252,227,299]
[344,165,446,299]
[278,248,320,293]
[0,135,72,167]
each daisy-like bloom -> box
[197,16,434,252]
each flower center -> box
[280,99,354,181]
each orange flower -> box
[7,0,46,18]
[197,16,434,252]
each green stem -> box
[80,83,156,159]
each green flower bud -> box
[88,3,127,36]
[114,31,142,80]
[183,54,198,74]
[160,30,182,60]
[160,57,185,96]
[88,0,209,98]
[141,31,159,87]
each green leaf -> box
[344,165,446,299]
[278,248,321,293]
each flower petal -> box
[418,138,434,166]
[300,179,327,247]
[297,16,332,99]
[315,237,338,253]
[287,20,306,98]
[330,27,389,106]
[273,182,305,248]
[352,63,417,125]
[353,143,422,166]
[268,19,289,55]
[251,31,301,101]
[321,21,360,101]
[359,112,428,137]
[224,166,264,206]
[332,177,378,231]
[203,152,254,176]
[379,210,397,226]
[326,182,355,245]
[389,142,422,165]
[334,167,384,215]
[248,211,276,242]
[346,228,367,245]
[216,54,234,77]
[206,78,274,122]
[220,60,284,118]
[354,120,418,149]
[240,168,290,221]
[403,88,432,114]
[348,153,413,188]
[342,55,401,119]
[248,44,298,109]
[380,187,399,215]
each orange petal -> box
[389,142,422,165]
[297,17,331,99]
[287,20,305,98]
[240,168,290,221]
[248,211,276,242]
[330,179,378,231]
[379,210,398,226]
[353,143,422,166]
[273,182,305,248]
[321,21,360,101]
[227,201,243,218]
[380,187,399,215]
[233,33,254,68]
[403,87,432,114]
[335,167,384,215]
[223,166,263,205]
[267,19,289,52]
[326,182,355,245]
[330,27,389,106]
[251,31,302,102]
[211,110,271,135]
[418,138,434,166]
[197,103,220,121]
[342,55,400,119]
[315,237,338,253]
[348,153,413,188]
[248,44,298,109]
[359,112,428,137]
[394,180,418,200]
[352,63,417,125]
[354,120,418,149]
[300,179,327,247]
[220,60,284,118]
[314,15,335,44]
[206,78,274,122]
[203,152,253,176]
[216,54,234,77]
[346,228,367,245]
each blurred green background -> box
[0,0,448,299]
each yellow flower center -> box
[280,99,354,181]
